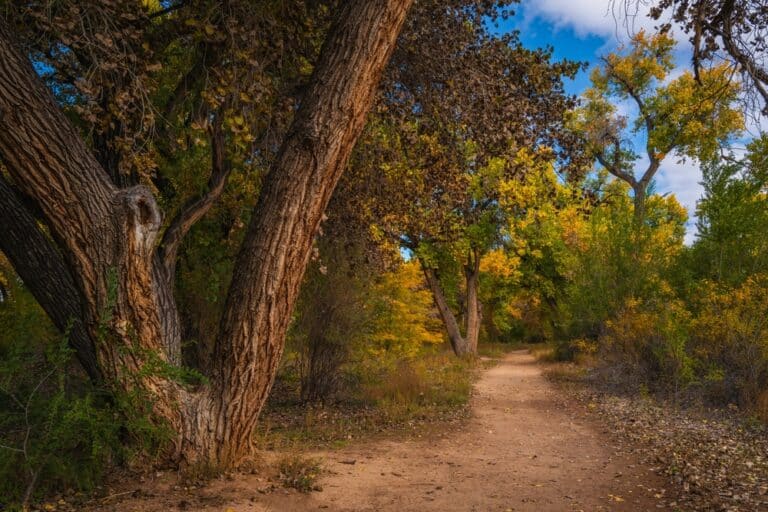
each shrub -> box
[0,336,121,509]
[691,275,768,410]
[0,261,171,509]
[285,258,445,404]
[359,353,472,422]
[600,295,694,393]
[277,454,323,492]
[288,242,372,404]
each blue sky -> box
[494,0,707,243]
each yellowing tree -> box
[367,260,445,359]
[494,150,588,342]
[574,30,743,227]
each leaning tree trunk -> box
[0,0,413,469]
[0,176,101,381]
[421,251,482,358]
[423,266,472,357]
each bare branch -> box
[159,115,233,280]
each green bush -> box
[0,336,121,509]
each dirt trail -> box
[261,350,670,511]
[93,351,671,511]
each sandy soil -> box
[89,350,672,511]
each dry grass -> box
[257,351,476,450]
[277,453,323,493]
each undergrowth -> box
[277,454,323,492]
[258,348,487,450]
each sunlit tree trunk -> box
[423,267,472,356]
[464,250,481,354]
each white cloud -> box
[520,0,693,59]
[521,0,661,42]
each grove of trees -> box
[1,0,767,507]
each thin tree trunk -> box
[632,184,647,229]
[464,252,481,354]
[422,266,472,357]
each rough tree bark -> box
[0,0,413,468]
[596,142,658,229]
[423,266,472,356]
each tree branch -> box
[714,0,768,113]
[595,141,638,188]
[159,115,233,280]
[0,174,101,381]
[602,56,659,160]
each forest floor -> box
[82,350,674,512]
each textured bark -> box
[200,0,413,466]
[422,251,481,358]
[0,17,192,454]
[0,27,183,361]
[0,176,101,381]
[0,0,412,468]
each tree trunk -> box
[423,266,472,357]
[0,176,101,381]
[464,251,481,354]
[632,183,647,229]
[0,0,413,469]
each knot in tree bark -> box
[116,186,162,256]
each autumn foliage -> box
[1,1,767,508]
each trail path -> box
[261,350,670,511]
[93,350,672,511]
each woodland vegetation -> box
[0,0,766,509]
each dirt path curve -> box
[263,350,671,511]
[93,350,672,511]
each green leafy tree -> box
[574,30,743,227]
[343,9,583,355]
[692,135,768,285]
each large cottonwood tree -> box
[0,0,412,467]
[618,0,768,115]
